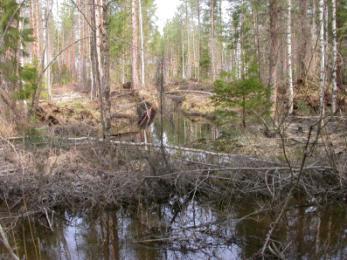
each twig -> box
[0,224,19,260]
[260,123,318,257]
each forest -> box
[0,0,347,259]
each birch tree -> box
[236,7,243,80]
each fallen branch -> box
[165,90,214,96]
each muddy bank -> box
[34,88,159,137]
[165,81,216,119]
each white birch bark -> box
[192,25,197,78]
[236,11,242,80]
[186,0,191,79]
[181,21,186,80]
[319,0,326,116]
[138,0,145,87]
[332,0,338,113]
[287,0,294,114]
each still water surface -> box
[0,199,346,259]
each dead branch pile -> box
[0,137,345,216]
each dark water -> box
[0,97,346,259]
[150,99,219,147]
[0,200,346,259]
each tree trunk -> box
[236,7,243,80]
[197,0,201,81]
[319,0,326,116]
[93,0,111,138]
[181,20,186,80]
[209,0,216,81]
[131,0,140,89]
[90,0,105,135]
[44,0,52,100]
[331,0,337,113]
[138,0,145,87]
[251,1,262,80]
[186,0,191,79]
[287,0,294,114]
[298,0,309,81]
[268,0,280,120]
[30,0,41,62]
[99,0,111,138]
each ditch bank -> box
[0,137,345,216]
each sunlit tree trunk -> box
[30,0,41,62]
[77,0,85,89]
[319,0,326,116]
[138,0,145,87]
[268,0,280,120]
[236,8,243,80]
[209,0,216,81]
[298,0,309,81]
[121,52,126,84]
[90,0,104,134]
[287,0,294,114]
[43,0,52,100]
[251,1,261,80]
[29,0,44,114]
[331,0,338,113]
[99,0,111,138]
[181,20,186,80]
[192,24,197,79]
[197,0,201,81]
[17,1,28,116]
[131,0,140,89]
[186,0,192,79]
[324,0,329,61]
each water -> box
[0,199,346,259]
[0,96,346,259]
[151,96,219,147]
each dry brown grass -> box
[181,94,215,117]
[0,117,17,138]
